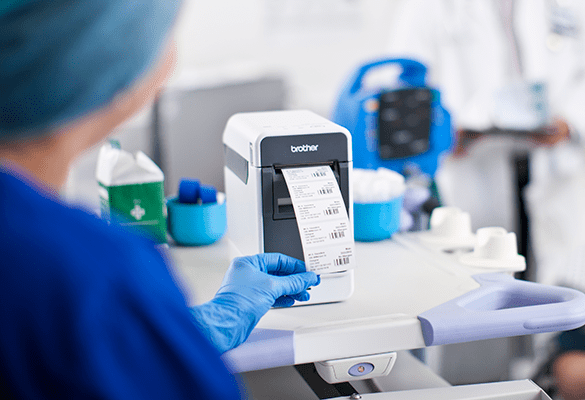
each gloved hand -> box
[190,253,320,353]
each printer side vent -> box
[224,144,248,184]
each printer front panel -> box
[261,164,350,261]
[259,133,351,261]
[260,133,349,166]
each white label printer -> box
[222,110,354,305]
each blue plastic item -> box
[178,178,200,204]
[166,196,226,246]
[354,196,403,242]
[199,184,218,204]
[418,273,585,346]
[332,58,452,177]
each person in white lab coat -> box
[388,0,584,232]
[388,1,585,398]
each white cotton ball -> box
[371,179,391,202]
[354,178,372,203]
[353,168,406,203]
[378,168,406,198]
[353,169,375,203]
[379,167,403,180]
[390,180,407,199]
[377,167,402,182]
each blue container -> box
[166,194,226,246]
[354,196,403,242]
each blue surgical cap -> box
[0,0,182,140]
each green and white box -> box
[96,143,166,244]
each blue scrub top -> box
[0,169,241,399]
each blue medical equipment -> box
[332,58,452,177]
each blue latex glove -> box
[190,253,320,353]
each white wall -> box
[66,0,405,208]
[172,0,403,117]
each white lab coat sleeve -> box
[558,74,585,142]
[544,3,585,142]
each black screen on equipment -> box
[377,88,432,160]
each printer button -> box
[348,362,374,377]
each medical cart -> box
[169,216,585,399]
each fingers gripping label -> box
[282,166,356,273]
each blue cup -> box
[166,193,227,246]
[353,195,403,242]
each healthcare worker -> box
[0,1,319,398]
[388,1,585,397]
[387,0,584,233]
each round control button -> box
[348,362,374,377]
[381,108,399,122]
[382,92,399,103]
[392,130,413,144]
[410,139,429,153]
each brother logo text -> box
[291,144,319,153]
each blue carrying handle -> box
[418,273,585,346]
[348,58,427,95]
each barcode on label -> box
[312,171,327,178]
[335,257,351,266]
[324,207,340,216]
[319,187,333,195]
[330,230,345,239]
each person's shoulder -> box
[0,171,167,290]
[1,171,126,248]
